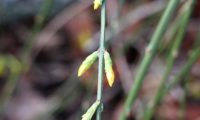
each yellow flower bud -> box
[82,100,100,120]
[78,51,98,77]
[106,69,114,87]
[93,0,101,10]
[104,51,115,87]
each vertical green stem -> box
[143,1,195,119]
[120,0,180,120]
[96,1,106,120]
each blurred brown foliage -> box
[0,0,200,120]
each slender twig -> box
[160,1,189,52]
[22,0,53,64]
[167,47,200,93]
[143,1,195,119]
[149,34,200,120]
[158,17,200,113]
[120,1,180,119]
[96,0,106,120]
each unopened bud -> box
[82,100,100,120]
[78,51,98,77]
[93,0,102,10]
[104,51,115,87]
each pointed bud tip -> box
[78,72,82,77]
[93,4,100,10]
[77,51,98,77]
[93,0,101,10]
[78,66,84,77]
[108,81,113,87]
[106,70,115,87]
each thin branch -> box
[143,1,195,119]
[120,0,180,119]
[96,0,106,120]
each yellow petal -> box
[93,0,101,10]
[106,69,115,87]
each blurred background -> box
[0,0,200,120]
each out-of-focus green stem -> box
[167,47,200,92]
[0,55,21,115]
[160,2,188,53]
[96,0,106,120]
[143,1,195,119]
[22,0,53,64]
[120,0,180,120]
[156,30,200,111]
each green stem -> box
[22,0,53,64]
[120,0,180,119]
[153,33,200,117]
[0,55,19,115]
[161,0,191,53]
[167,47,200,92]
[143,1,195,119]
[96,1,106,120]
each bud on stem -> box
[93,0,102,10]
[104,51,115,87]
[78,51,98,77]
[82,100,100,120]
